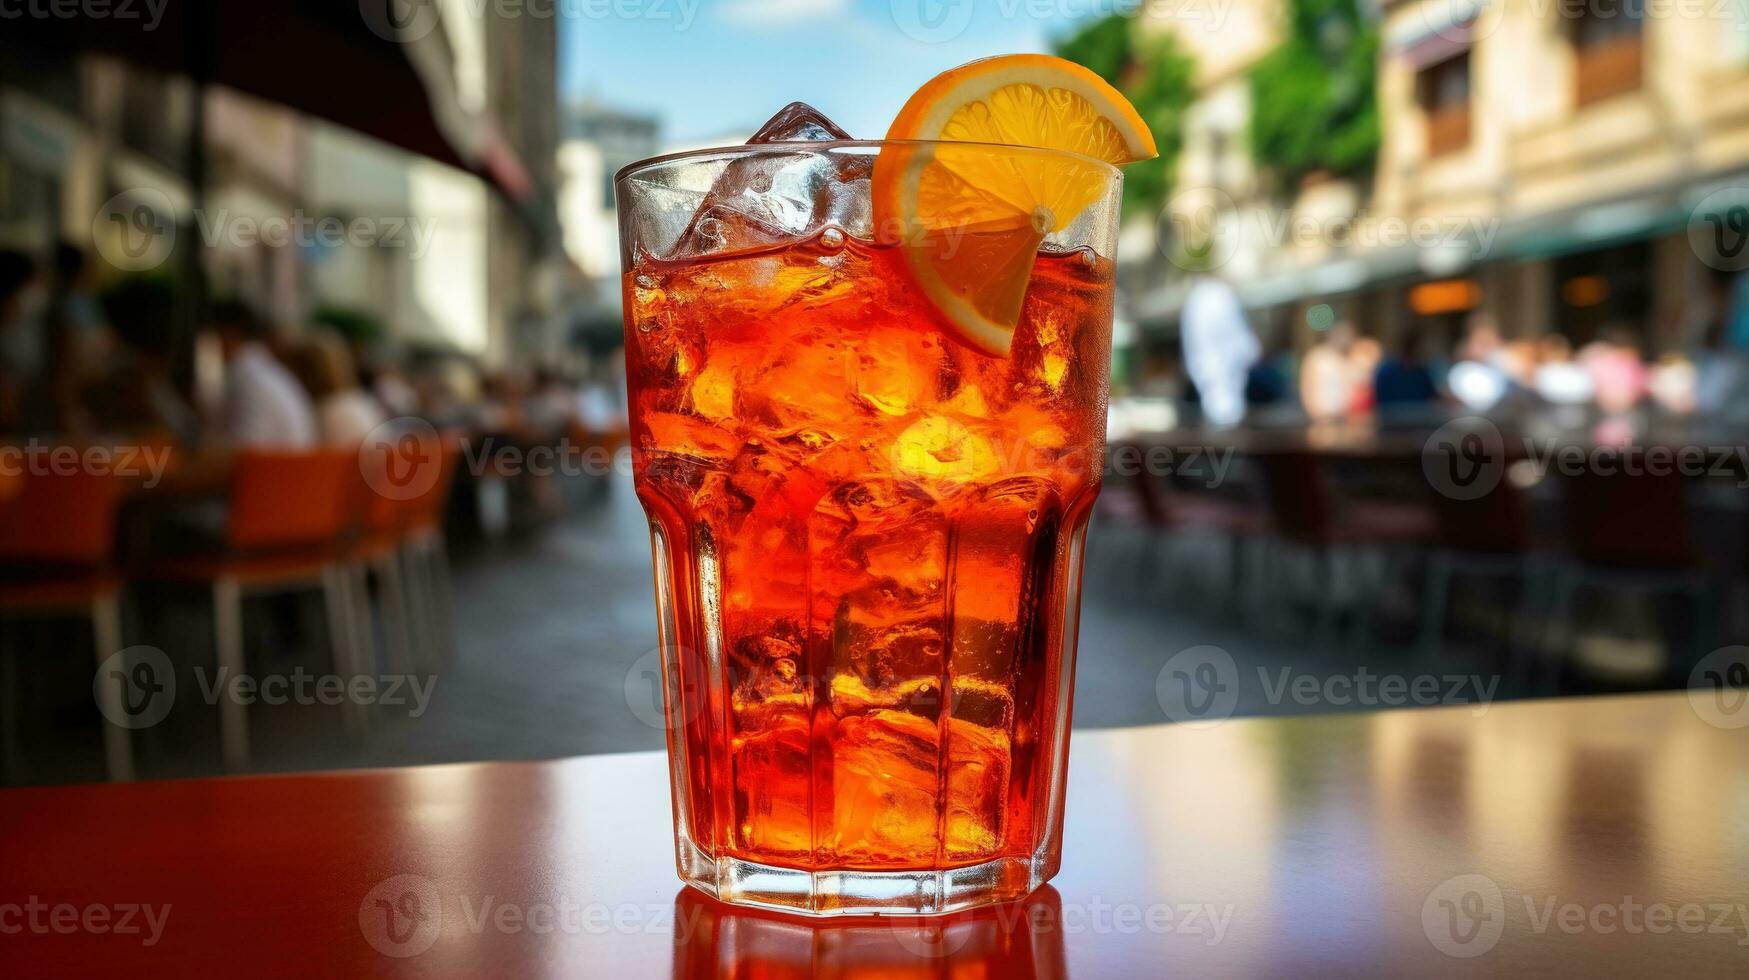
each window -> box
[1552,241,1652,346]
[1418,54,1472,156]
[1571,4,1644,105]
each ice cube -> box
[748,101,852,143]
[670,104,869,258]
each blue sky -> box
[560,0,1097,145]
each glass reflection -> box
[671,886,1068,980]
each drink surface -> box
[625,230,1113,874]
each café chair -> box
[0,468,130,781]
[1545,462,1717,683]
[1111,441,1267,616]
[350,430,459,675]
[142,450,370,770]
[1419,473,1552,673]
[350,457,416,677]
[1255,451,1435,644]
[400,436,461,672]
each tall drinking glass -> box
[618,141,1122,915]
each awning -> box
[0,0,533,205]
[1496,180,1703,261]
[1386,0,1486,70]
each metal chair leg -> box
[348,564,376,677]
[1543,570,1580,691]
[349,563,379,731]
[92,594,133,782]
[424,535,456,669]
[401,543,433,673]
[1509,561,1552,681]
[323,567,367,738]
[1420,554,1453,661]
[213,577,250,770]
[1352,548,1385,651]
[374,553,413,676]
[1313,548,1341,647]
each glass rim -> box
[614,138,1124,187]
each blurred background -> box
[2,0,1748,786]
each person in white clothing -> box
[211,302,317,450]
[286,330,388,447]
[1180,275,1260,429]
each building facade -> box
[1131,0,1749,361]
[1377,0,1749,354]
[556,100,660,346]
[0,4,562,368]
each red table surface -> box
[2,692,1747,977]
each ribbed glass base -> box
[678,841,1046,916]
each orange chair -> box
[349,429,461,676]
[400,434,462,672]
[350,436,426,676]
[144,449,369,770]
[0,467,129,781]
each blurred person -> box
[1179,275,1258,428]
[44,243,109,432]
[1447,311,1511,412]
[1532,334,1594,406]
[1243,322,1292,408]
[286,330,386,446]
[1581,328,1648,416]
[575,353,628,436]
[1372,329,1439,409]
[366,360,420,418]
[1346,335,1381,415]
[526,366,580,436]
[416,358,483,430]
[1457,311,1504,365]
[99,276,198,441]
[1299,321,1357,422]
[0,249,46,432]
[1723,267,1749,350]
[211,301,316,449]
[1689,280,1749,422]
[477,370,530,435]
[1499,339,1539,388]
[1647,353,1697,415]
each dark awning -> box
[1,0,531,203]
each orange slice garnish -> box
[873,54,1157,356]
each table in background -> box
[2,692,1745,977]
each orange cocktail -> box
[618,56,1151,916]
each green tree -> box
[1053,14,1195,219]
[1248,0,1380,190]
